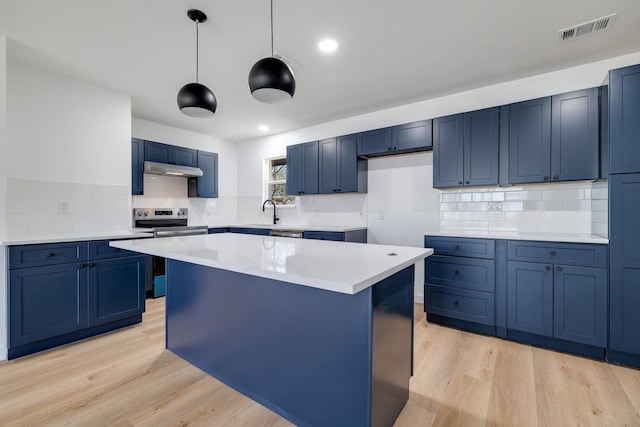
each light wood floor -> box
[1,298,639,427]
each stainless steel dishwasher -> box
[269,229,303,238]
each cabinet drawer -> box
[88,240,140,260]
[303,231,344,241]
[426,255,495,292]
[425,285,495,325]
[229,227,271,236]
[9,242,88,269]
[425,236,495,259]
[507,241,607,268]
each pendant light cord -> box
[195,19,200,83]
[270,0,274,57]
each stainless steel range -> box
[133,208,208,297]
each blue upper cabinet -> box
[551,88,600,181]
[509,89,600,184]
[319,134,366,194]
[356,120,432,157]
[433,108,499,188]
[144,140,197,167]
[357,127,392,156]
[286,141,319,195]
[464,107,499,186]
[188,150,218,198]
[131,138,144,195]
[508,97,552,184]
[393,120,432,152]
[610,64,640,174]
[433,114,464,188]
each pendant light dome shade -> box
[248,57,295,103]
[178,83,217,117]
[177,9,217,117]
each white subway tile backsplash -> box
[439,181,606,236]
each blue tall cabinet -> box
[608,63,640,368]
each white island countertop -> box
[111,233,432,295]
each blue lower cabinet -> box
[506,241,608,359]
[507,261,553,337]
[208,227,229,234]
[9,262,89,347]
[303,229,367,243]
[425,285,495,326]
[88,256,146,327]
[8,240,146,359]
[229,227,270,235]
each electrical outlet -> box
[57,201,70,215]
[488,202,502,213]
[378,209,385,219]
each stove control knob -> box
[136,211,142,217]
[143,211,149,217]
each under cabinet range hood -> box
[143,161,203,177]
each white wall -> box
[0,35,8,361]
[131,118,238,226]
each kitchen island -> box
[111,233,432,427]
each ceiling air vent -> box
[559,13,617,41]
[273,51,302,71]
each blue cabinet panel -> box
[319,137,338,193]
[393,120,432,152]
[357,127,392,156]
[610,64,640,174]
[208,227,229,234]
[509,97,552,184]
[172,146,198,167]
[507,261,553,337]
[144,140,197,167]
[131,138,144,195]
[88,240,138,260]
[433,114,464,188]
[507,240,607,268]
[229,227,270,235]
[9,242,87,269]
[425,285,495,326]
[319,135,365,194]
[189,150,218,198]
[464,107,499,186]
[303,231,344,241]
[553,265,607,347]
[286,141,319,195]
[551,88,600,181]
[144,140,170,163]
[88,256,146,327]
[9,263,88,346]
[424,236,495,259]
[427,255,495,292]
[610,173,640,355]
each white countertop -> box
[424,230,608,244]
[111,233,432,295]
[0,231,153,246]
[196,223,368,232]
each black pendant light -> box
[248,0,296,103]
[177,9,217,117]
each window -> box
[265,156,295,205]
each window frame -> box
[263,155,296,207]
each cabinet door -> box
[551,88,599,181]
[356,127,392,157]
[286,142,318,195]
[433,114,464,188]
[508,97,551,184]
[336,134,358,192]
[88,256,146,327]
[610,64,640,174]
[464,107,499,186]
[9,263,88,346]
[609,173,640,354]
[318,137,338,193]
[194,150,218,198]
[507,261,553,336]
[171,146,198,167]
[144,140,170,163]
[553,265,607,347]
[393,120,432,152]
[131,138,144,195]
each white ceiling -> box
[1,0,639,142]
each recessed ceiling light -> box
[258,125,269,132]
[318,39,338,53]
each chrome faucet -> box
[262,199,279,225]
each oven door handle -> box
[153,227,208,238]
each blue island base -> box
[166,260,415,427]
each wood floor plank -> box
[1,298,639,427]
